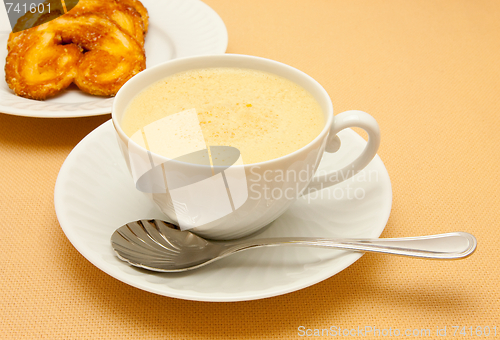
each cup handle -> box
[305,110,381,194]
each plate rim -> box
[54,120,392,302]
[0,0,228,118]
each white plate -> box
[0,0,228,118]
[54,121,392,302]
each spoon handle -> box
[223,232,476,259]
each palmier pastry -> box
[5,0,148,100]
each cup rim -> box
[112,53,334,167]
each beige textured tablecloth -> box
[1,0,499,338]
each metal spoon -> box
[110,219,477,272]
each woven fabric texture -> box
[1,0,499,338]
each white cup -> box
[112,54,381,240]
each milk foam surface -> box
[122,68,324,164]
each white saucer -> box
[0,0,228,118]
[54,120,392,302]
